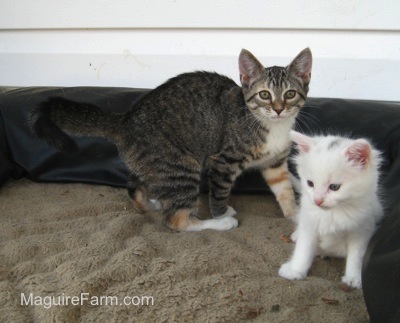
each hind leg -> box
[149,156,238,232]
[127,174,161,212]
[162,187,239,232]
[208,155,240,218]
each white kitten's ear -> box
[344,139,371,168]
[287,48,312,86]
[239,49,265,89]
[290,130,313,153]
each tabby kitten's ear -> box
[287,48,313,86]
[239,49,265,89]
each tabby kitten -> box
[30,48,312,231]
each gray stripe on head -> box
[328,138,341,150]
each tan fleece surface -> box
[0,179,368,322]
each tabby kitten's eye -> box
[307,180,314,188]
[284,90,296,99]
[259,91,271,100]
[329,184,341,191]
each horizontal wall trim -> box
[2,28,400,33]
[1,0,399,31]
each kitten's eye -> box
[259,91,271,100]
[329,184,341,191]
[284,90,296,99]
[307,180,314,188]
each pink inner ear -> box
[290,131,312,153]
[239,53,253,87]
[296,142,310,153]
[299,56,312,84]
[240,73,249,86]
[288,48,312,85]
[345,140,371,167]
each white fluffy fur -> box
[279,131,383,288]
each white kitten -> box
[279,130,383,288]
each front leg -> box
[208,156,241,218]
[342,233,371,289]
[279,218,317,280]
[262,160,296,217]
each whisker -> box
[303,103,322,110]
[295,119,306,134]
[297,111,321,128]
[295,114,321,134]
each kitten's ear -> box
[290,130,313,153]
[239,49,265,89]
[287,48,312,86]
[344,139,371,168]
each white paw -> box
[216,216,239,231]
[279,262,307,281]
[188,216,239,232]
[280,199,298,218]
[213,206,237,219]
[290,229,298,242]
[149,199,162,211]
[342,275,362,289]
[212,216,239,231]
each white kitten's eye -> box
[307,180,314,188]
[329,184,341,191]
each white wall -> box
[0,0,399,101]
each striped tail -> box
[29,97,123,152]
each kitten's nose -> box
[314,198,324,206]
[274,108,283,115]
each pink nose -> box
[314,198,324,206]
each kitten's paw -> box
[290,229,298,242]
[213,206,237,219]
[279,262,306,281]
[149,199,162,211]
[281,202,298,218]
[213,216,239,231]
[341,275,362,289]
